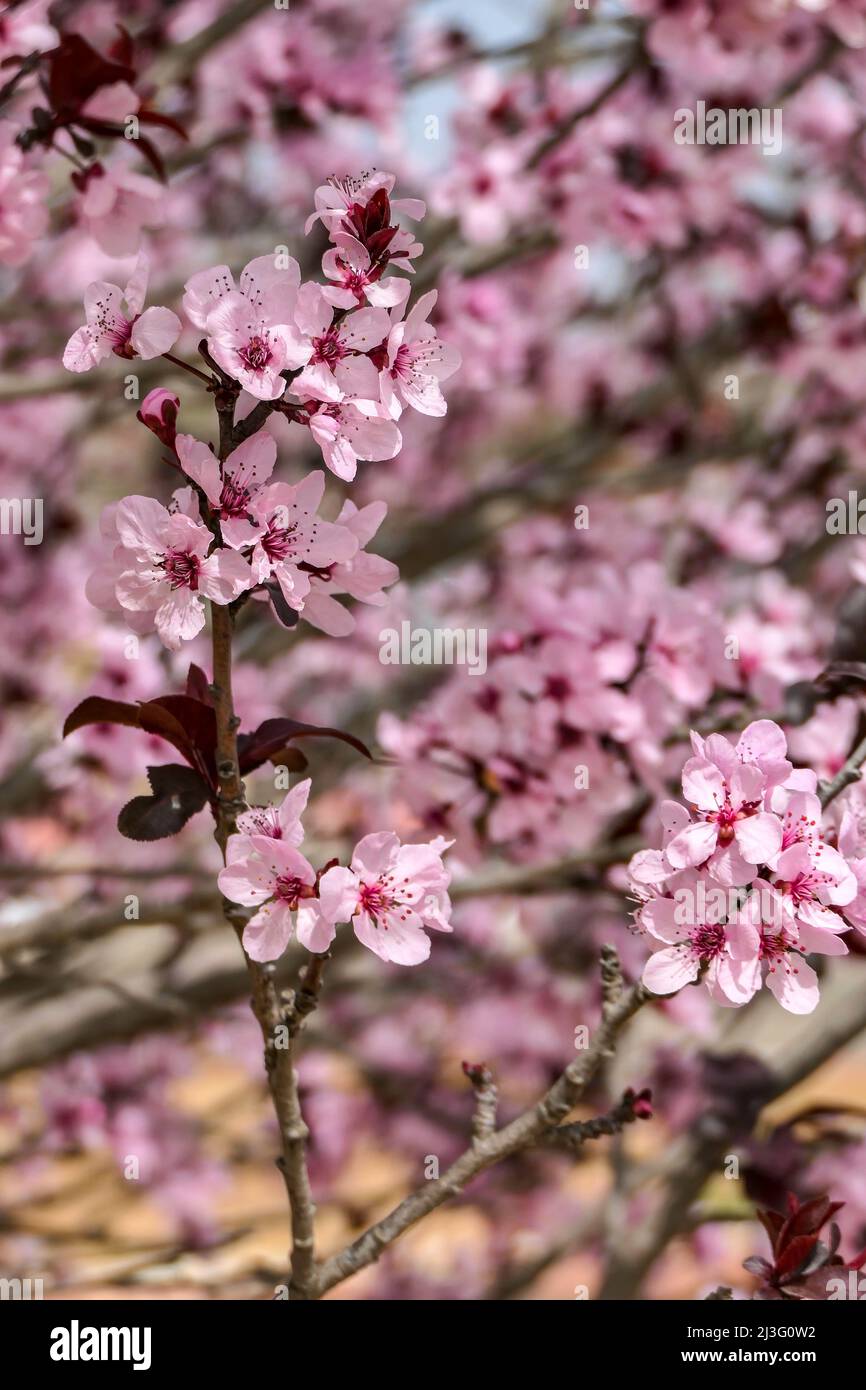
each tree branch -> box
[312,949,650,1297]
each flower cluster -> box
[218,780,453,966]
[629,720,863,1015]
[65,173,456,649]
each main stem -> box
[211,402,319,1299]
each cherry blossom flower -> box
[218,840,334,962]
[378,290,461,418]
[248,473,358,615]
[73,161,165,258]
[176,431,275,548]
[292,284,390,401]
[639,884,761,1006]
[305,171,425,243]
[0,122,48,266]
[734,889,822,1016]
[63,253,181,372]
[432,145,525,244]
[305,397,401,481]
[302,499,399,637]
[183,254,307,400]
[770,839,853,956]
[664,729,785,882]
[227,780,311,864]
[111,496,252,649]
[318,832,453,965]
[321,232,410,309]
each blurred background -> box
[2,0,866,1300]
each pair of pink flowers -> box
[218,781,453,966]
[630,721,858,1014]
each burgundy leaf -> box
[774,1234,819,1281]
[117,764,210,841]
[46,34,135,114]
[63,696,141,738]
[238,716,372,773]
[185,664,213,706]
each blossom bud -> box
[137,388,180,452]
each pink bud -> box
[137,388,180,452]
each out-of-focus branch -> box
[312,949,650,1297]
[147,0,273,85]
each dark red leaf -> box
[64,694,218,789]
[778,1195,843,1254]
[757,1207,785,1254]
[46,34,134,114]
[238,717,372,774]
[63,696,141,738]
[117,764,210,841]
[108,25,135,70]
[774,1234,819,1281]
[140,696,217,784]
[136,109,188,140]
[185,664,213,705]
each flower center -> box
[759,924,796,964]
[339,264,369,301]
[312,327,346,365]
[689,922,726,960]
[705,796,760,843]
[219,474,252,518]
[358,872,414,928]
[273,874,313,907]
[392,343,412,378]
[262,521,299,562]
[161,548,200,590]
[240,334,272,371]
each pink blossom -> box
[639,885,761,1006]
[176,431,275,548]
[432,145,525,244]
[218,840,334,961]
[305,171,425,241]
[302,499,399,637]
[305,398,401,481]
[292,283,391,402]
[318,832,453,966]
[228,779,311,864]
[0,122,48,266]
[735,890,823,1016]
[63,253,181,372]
[771,839,853,956]
[74,162,165,257]
[183,254,308,400]
[321,233,410,309]
[248,473,359,615]
[111,496,252,649]
[378,290,461,419]
[664,724,789,881]
[85,490,198,638]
